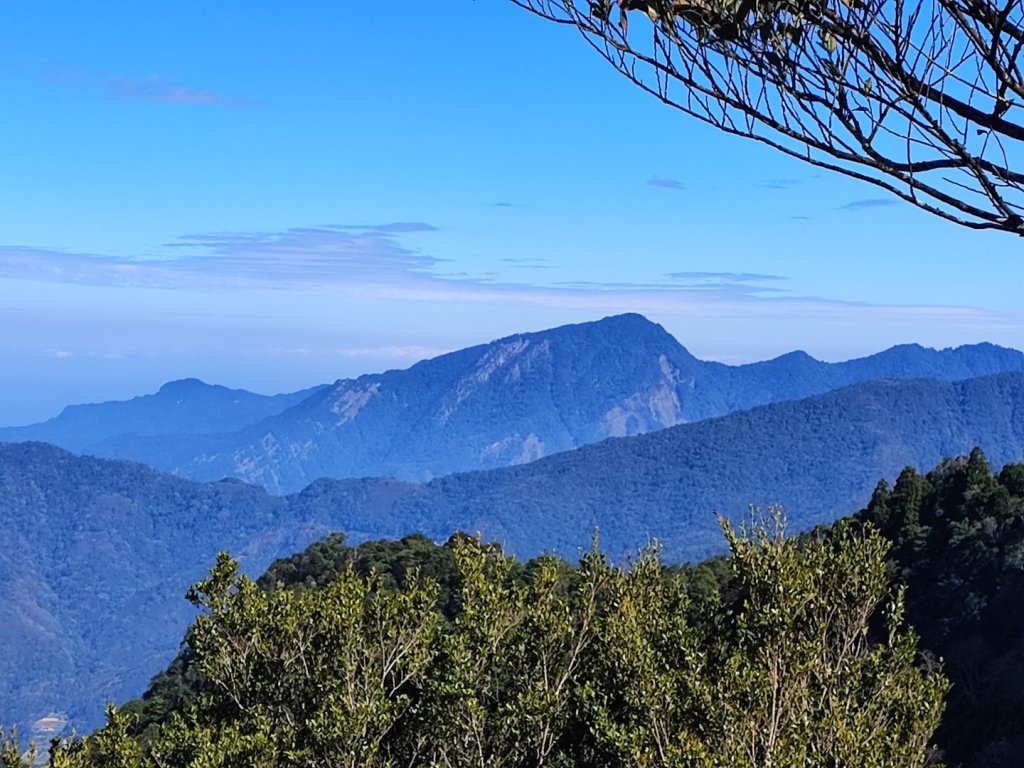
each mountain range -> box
[5,370,1024,734]
[0,379,326,453]
[4,314,1024,492]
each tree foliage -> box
[582,518,947,767]
[860,450,1024,767]
[3,520,946,767]
[510,0,1024,235]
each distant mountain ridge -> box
[0,379,327,452]
[5,314,1021,493]
[5,371,1024,734]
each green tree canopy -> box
[4,519,946,768]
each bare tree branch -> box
[510,0,1024,235]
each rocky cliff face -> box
[172,314,706,491]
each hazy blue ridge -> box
[4,371,1024,736]
[18,313,1022,494]
[0,380,327,452]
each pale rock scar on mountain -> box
[503,339,550,384]
[287,440,317,461]
[438,338,547,425]
[601,355,685,438]
[514,434,545,464]
[328,382,380,426]
[232,434,284,488]
[480,433,546,464]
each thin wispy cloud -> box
[336,345,452,359]
[257,345,453,361]
[660,272,787,296]
[647,175,686,191]
[423,283,1021,337]
[37,65,249,107]
[0,226,442,290]
[500,257,550,270]
[554,279,786,298]
[0,225,1018,335]
[666,272,786,282]
[172,227,443,284]
[757,178,802,190]
[108,76,247,106]
[838,198,899,211]
[331,222,437,234]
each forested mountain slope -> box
[351,372,1024,559]
[0,442,393,735]
[123,451,1024,768]
[5,372,1024,735]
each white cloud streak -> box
[0,225,1020,335]
[108,76,246,106]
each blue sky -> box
[1,1,1022,425]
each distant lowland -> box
[4,314,1024,737]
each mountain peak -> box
[775,350,818,363]
[478,314,688,359]
[882,343,927,356]
[598,312,657,326]
[752,350,821,370]
[591,313,666,334]
[157,378,211,395]
[547,314,687,350]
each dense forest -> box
[6,450,1024,766]
[861,449,1024,767]
[3,522,944,767]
